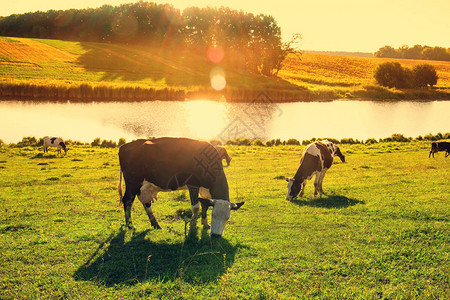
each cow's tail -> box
[118,167,123,207]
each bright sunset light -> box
[4,0,449,52]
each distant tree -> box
[374,44,450,61]
[374,62,412,88]
[412,64,438,87]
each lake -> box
[1,99,449,144]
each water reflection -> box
[1,100,448,143]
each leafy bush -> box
[381,134,411,143]
[286,138,300,145]
[16,136,38,147]
[0,139,4,146]
[118,138,126,146]
[365,138,378,144]
[374,62,413,88]
[100,140,117,148]
[340,138,361,144]
[413,64,438,87]
[252,139,265,146]
[91,138,101,147]
[375,62,438,89]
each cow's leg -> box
[318,168,328,194]
[199,187,212,228]
[313,172,321,197]
[138,182,161,229]
[122,189,135,228]
[299,182,306,197]
[188,186,200,216]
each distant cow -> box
[429,142,450,158]
[215,146,232,166]
[285,141,344,200]
[43,136,68,155]
[118,138,244,237]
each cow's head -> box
[285,177,302,200]
[335,147,345,163]
[199,199,244,238]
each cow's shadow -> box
[290,193,364,208]
[73,225,243,286]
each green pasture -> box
[0,142,448,299]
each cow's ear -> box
[198,198,214,207]
[285,177,293,182]
[230,201,244,210]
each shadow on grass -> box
[73,223,243,286]
[290,194,364,208]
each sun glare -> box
[210,67,226,91]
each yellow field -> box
[1,36,449,100]
[280,53,450,90]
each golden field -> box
[1,36,450,100]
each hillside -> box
[1,36,450,101]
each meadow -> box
[0,141,448,299]
[1,36,450,101]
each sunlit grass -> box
[0,141,448,298]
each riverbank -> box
[1,36,450,101]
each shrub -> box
[340,138,361,144]
[423,133,438,141]
[412,64,438,87]
[374,62,414,88]
[252,139,265,146]
[274,139,282,146]
[286,138,300,145]
[100,140,117,148]
[0,139,4,146]
[266,139,275,146]
[118,138,126,146]
[91,138,101,147]
[365,138,378,144]
[16,136,38,147]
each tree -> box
[413,64,438,87]
[374,62,411,88]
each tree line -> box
[375,45,450,61]
[0,1,299,76]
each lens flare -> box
[210,67,226,91]
[207,45,224,63]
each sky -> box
[2,0,449,53]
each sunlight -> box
[210,67,226,91]
[182,100,227,140]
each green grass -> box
[0,142,449,299]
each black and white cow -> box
[285,140,344,199]
[429,142,450,158]
[43,136,68,155]
[118,137,244,237]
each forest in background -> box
[375,45,450,61]
[0,1,297,76]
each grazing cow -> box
[285,141,343,200]
[43,136,68,155]
[118,137,244,237]
[215,146,232,166]
[429,142,450,158]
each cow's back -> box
[119,138,227,197]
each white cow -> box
[43,136,68,155]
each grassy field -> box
[1,36,450,100]
[0,141,448,299]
